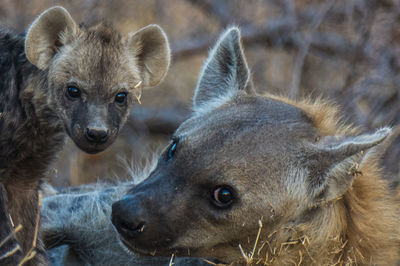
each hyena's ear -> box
[308,127,391,204]
[193,27,252,113]
[126,25,170,88]
[25,6,78,70]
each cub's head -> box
[111,28,390,262]
[25,6,170,153]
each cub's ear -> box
[308,127,391,203]
[126,25,170,88]
[193,27,251,113]
[25,6,78,70]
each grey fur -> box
[41,182,215,266]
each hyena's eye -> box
[166,139,178,161]
[66,86,81,99]
[212,186,234,208]
[115,92,128,104]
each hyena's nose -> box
[85,127,110,143]
[111,196,147,238]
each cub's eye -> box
[115,92,128,104]
[212,186,234,207]
[66,86,81,99]
[167,139,178,161]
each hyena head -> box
[111,28,390,262]
[25,6,170,153]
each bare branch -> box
[129,106,189,135]
[186,0,231,26]
[289,0,337,99]
[171,17,357,60]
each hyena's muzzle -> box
[111,170,183,256]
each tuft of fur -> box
[41,183,216,266]
[265,94,359,136]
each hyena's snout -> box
[84,106,112,144]
[111,195,147,239]
[69,104,120,153]
[85,126,110,144]
[111,190,176,255]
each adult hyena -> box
[0,6,170,265]
[111,28,400,265]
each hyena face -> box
[112,28,389,262]
[25,7,170,153]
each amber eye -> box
[115,92,128,104]
[212,186,234,207]
[66,86,81,99]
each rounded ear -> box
[126,25,171,88]
[25,6,78,70]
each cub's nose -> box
[85,127,109,143]
[111,196,147,239]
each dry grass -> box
[0,224,22,260]
[225,220,352,266]
[17,192,42,266]
[169,253,175,266]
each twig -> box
[0,224,22,249]
[17,250,36,266]
[203,259,218,265]
[168,253,174,266]
[283,0,297,25]
[0,244,21,260]
[0,224,23,261]
[289,0,336,99]
[239,244,250,263]
[171,17,356,60]
[186,0,231,27]
[238,218,264,264]
[17,192,42,266]
[250,219,263,261]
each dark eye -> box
[115,92,127,104]
[212,186,234,207]
[167,140,178,161]
[66,86,81,99]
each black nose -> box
[85,128,109,143]
[111,196,146,239]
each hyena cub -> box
[111,28,400,265]
[0,6,170,265]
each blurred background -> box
[1,0,399,186]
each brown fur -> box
[235,96,400,265]
[111,27,400,265]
